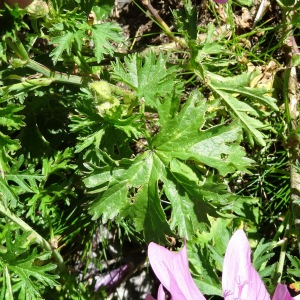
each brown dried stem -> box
[284,24,300,254]
[141,0,187,48]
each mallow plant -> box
[147,230,300,300]
[1,0,299,298]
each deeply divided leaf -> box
[112,52,182,107]
[85,90,252,241]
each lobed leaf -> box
[0,229,59,299]
[91,23,125,63]
[50,29,86,64]
[0,105,25,130]
[207,71,278,146]
[112,52,181,108]
[86,91,252,241]
[153,91,253,176]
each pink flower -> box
[222,229,270,299]
[273,284,296,300]
[147,230,298,300]
[214,0,228,4]
[147,240,205,300]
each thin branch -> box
[141,0,187,48]
[275,212,290,283]
[283,15,300,254]
[6,37,85,86]
[27,59,84,85]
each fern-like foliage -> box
[49,12,124,65]
[112,52,182,107]
[0,227,59,299]
[0,0,293,298]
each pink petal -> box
[158,284,166,300]
[148,242,206,300]
[272,284,294,300]
[94,263,132,292]
[146,284,166,300]
[213,0,228,4]
[222,230,270,300]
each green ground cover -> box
[0,0,299,298]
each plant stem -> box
[283,28,300,254]
[27,59,84,85]
[6,36,85,86]
[5,36,29,60]
[141,0,187,48]
[273,210,290,242]
[0,202,67,273]
[275,216,289,283]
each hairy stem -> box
[27,59,84,85]
[6,37,85,85]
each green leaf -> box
[0,105,25,130]
[280,0,297,7]
[5,156,45,195]
[130,155,173,243]
[87,153,172,243]
[207,71,278,146]
[287,254,300,277]
[291,54,300,67]
[162,160,233,239]
[0,177,18,208]
[0,132,20,154]
[84,165,114,192]
[87,157,145,221]
[50,28,86,64]
[153,91,252,176]
[173,1,197,40]
[209,73,278,111]
[92,0,115,20]
[112,52,182,107]
[0,155,46,208]
[225,195,260,223]
[2,266,13,300]
[236,0,253,6]
[194,278,222,296]
[252,237,275,278]
[86,90,252,241]
[162,172,204,238]
[188,242,222,296]
[214,89,267,146]
[156,89,181,128]
[0,228,59,299]
[0,41,7,63]
[91,23,124,63]
[41,148,75,176]
[0,133,21,207]
[109,114,144,138]
[75,128,105,153]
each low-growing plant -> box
[0,0,299,298]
